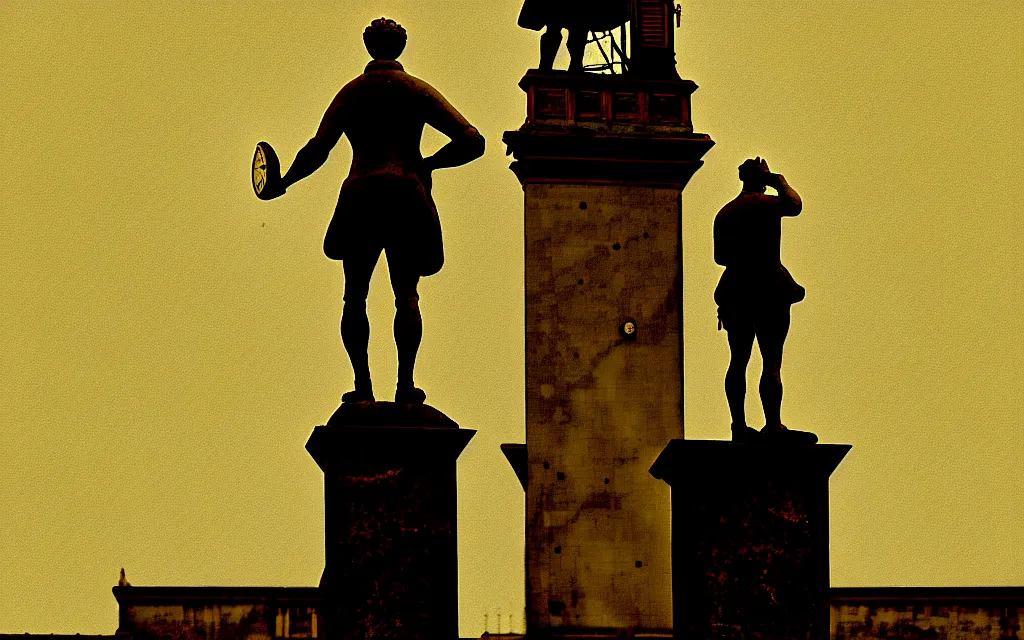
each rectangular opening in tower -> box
[639,0,669,48]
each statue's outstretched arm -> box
[281,91,347,191]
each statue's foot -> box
[394,384,426,405]
[341,381,374,404]
[761,423,818,445]
[731,423,762,443]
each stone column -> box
[305,403,475,640]
[650,440,851,640]
[503,70,713,638]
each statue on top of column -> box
[518,0,629,72]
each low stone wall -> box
[831,587,1024,639]
[112,586,320,640]
[101,585,1024,640]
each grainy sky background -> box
[1,0,1021,636]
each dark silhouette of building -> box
[6,585,1022,640]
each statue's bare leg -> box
[340,249,381,402]
[388,251,425,405]
[539,26,563,71]
[567,28,587,73]
[756,305,790,428]
[756,306,815,443]
[725,313,755,436]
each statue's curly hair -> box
[738,158,767,184]
[364,17,407,61]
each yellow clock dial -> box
[253,147,267,194]
[251,141,281,200]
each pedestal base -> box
[306,403,475,640]
[650,439,850,640]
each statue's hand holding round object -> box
[252,141,285,200]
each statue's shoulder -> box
[395,71,439,94]
[392,73,457,112]
[716,196,745,220]
[350,66,433,97]
[721,193,772,214]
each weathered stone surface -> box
[504,64,713,639]
[306,423,474,640]
[651,440,850,640]
[523,183,684,636]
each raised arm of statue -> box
[770,173,802,217]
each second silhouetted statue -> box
[518,0,628,72]
[264,18,485,405]
[714,158,817,444]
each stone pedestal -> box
[649,440,850,640]
[305,403,475,640]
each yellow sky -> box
[1,0,1021,636]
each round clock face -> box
[252,144,268,196]
[251,141,281,200]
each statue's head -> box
[364,18,407,61]
[738,157,769,192]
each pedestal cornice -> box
[305,402,473,471]
[650,439,852,483]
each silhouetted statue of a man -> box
[518,0,628,72]
[714,158,817,444]
[272,18,485,405]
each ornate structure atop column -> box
[503,5,713,634]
